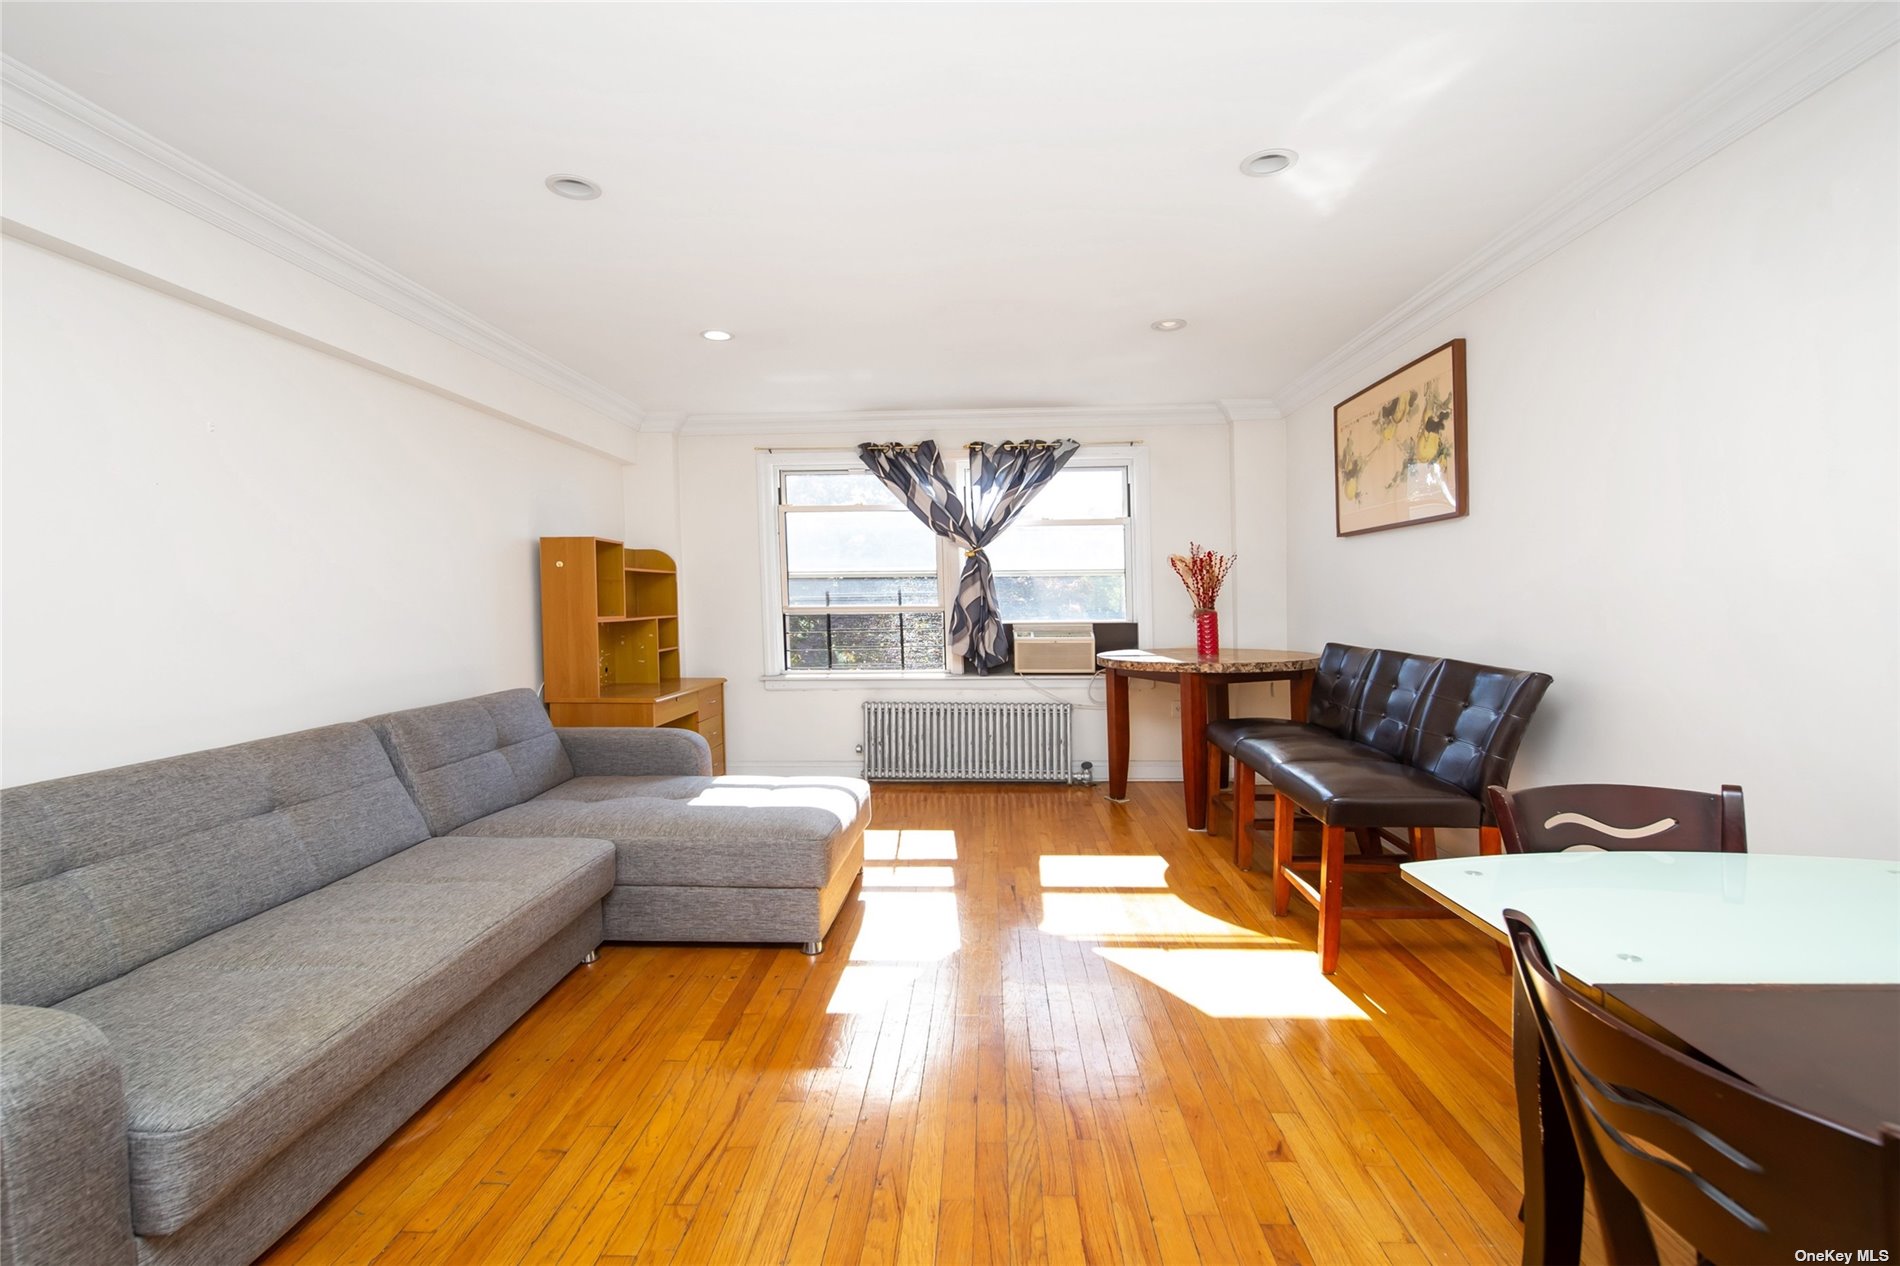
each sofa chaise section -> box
[366,690,871,952]
[0,722,613,1266]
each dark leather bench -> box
[1208,642,1552,973]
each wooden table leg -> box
[1287,669,1314,723]
[1179,674,1209,830]
[1514,960,1584,1266]
[1233,762,1255,869]
[1272,792,1296,915]
[1105,668,1130,802]
[1318,824,1345,974]
[1207,682,1231,789]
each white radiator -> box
[862,701,1073,782]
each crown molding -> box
[1271,2,1899,416]
[1,55,645,430]
[678,400,1229,436]
[1217,398,1283,426]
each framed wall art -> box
[1334,338,1467,537]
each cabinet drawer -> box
[550,701,656,727]
[696,684,723,717]
[699,714,725,751]
[650,696,699,726]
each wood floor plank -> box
[258,782,1692,1266]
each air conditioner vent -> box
[1011,623,1096,675]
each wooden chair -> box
[1486,783,1746,855]
[1504,909,1900,1264]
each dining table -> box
[1401,850,1900,1266]
[1096,647,1319,830]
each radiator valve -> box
[1078,761,1095,786]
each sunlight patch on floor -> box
[1095,947,1369,1019]
[848,890,961,964]
[1038,854,1170,889]
[826,963,928,1014]
[1039,891,1293,945]
[828,881,961,1013]
[859,864,956,888]
[862,828,959,861]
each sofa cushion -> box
[454,775,871,890]
[1204,718,1291,756]
[1232,727,1398,775]
[366,690,574,835]
[0,724,430,1009]
[1268,758,1483,830]
[54,835,613,1236]
[534,774,718,803]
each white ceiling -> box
[1,2,1815,417]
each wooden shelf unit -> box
[538,538,726,773]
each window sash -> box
[984,461,1132,621]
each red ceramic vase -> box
[1194,609,1220,660]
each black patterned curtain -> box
[858,439,1079,673]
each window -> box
[777,470,947,671]
[765,449,1143,674]
[986,463,1131,622]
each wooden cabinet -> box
[538,538,726,773]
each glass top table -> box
[1401,851,1900,985]
[1402,850,1900,1265]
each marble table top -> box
[1096,648,1321,674]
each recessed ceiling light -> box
[1151,318,1188,332]
[1238,148,1298,177]
[545,174,601,200]
[700,330,734,341]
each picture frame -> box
[1333,338,1468,537]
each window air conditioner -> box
[1011,623,1098,675]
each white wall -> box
[654,417,1286,778]
[1282,51,1900,859]
[1,165,628,785]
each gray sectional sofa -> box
[0,689,870,1265]
[367,690,871,953]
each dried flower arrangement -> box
[1168,543,1236,612]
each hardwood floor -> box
[259,783,1684,1265]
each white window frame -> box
[756,444,1150,681]
[977,449,1141,627]
[769,459,953,673]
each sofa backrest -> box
[0,724,430,1007]
[1305,643,1376,735]
[365,689,573,836]
[1409,660,1554,802]
[1345,650,1444,757]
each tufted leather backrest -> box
[1306,643,1377,736]
[0,724,431,1007]
[1409,660,1553,806]
[366,689,574,835]
[1344,650,1445,757]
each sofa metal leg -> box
[581,949,598,965]
[801,940,823,956]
